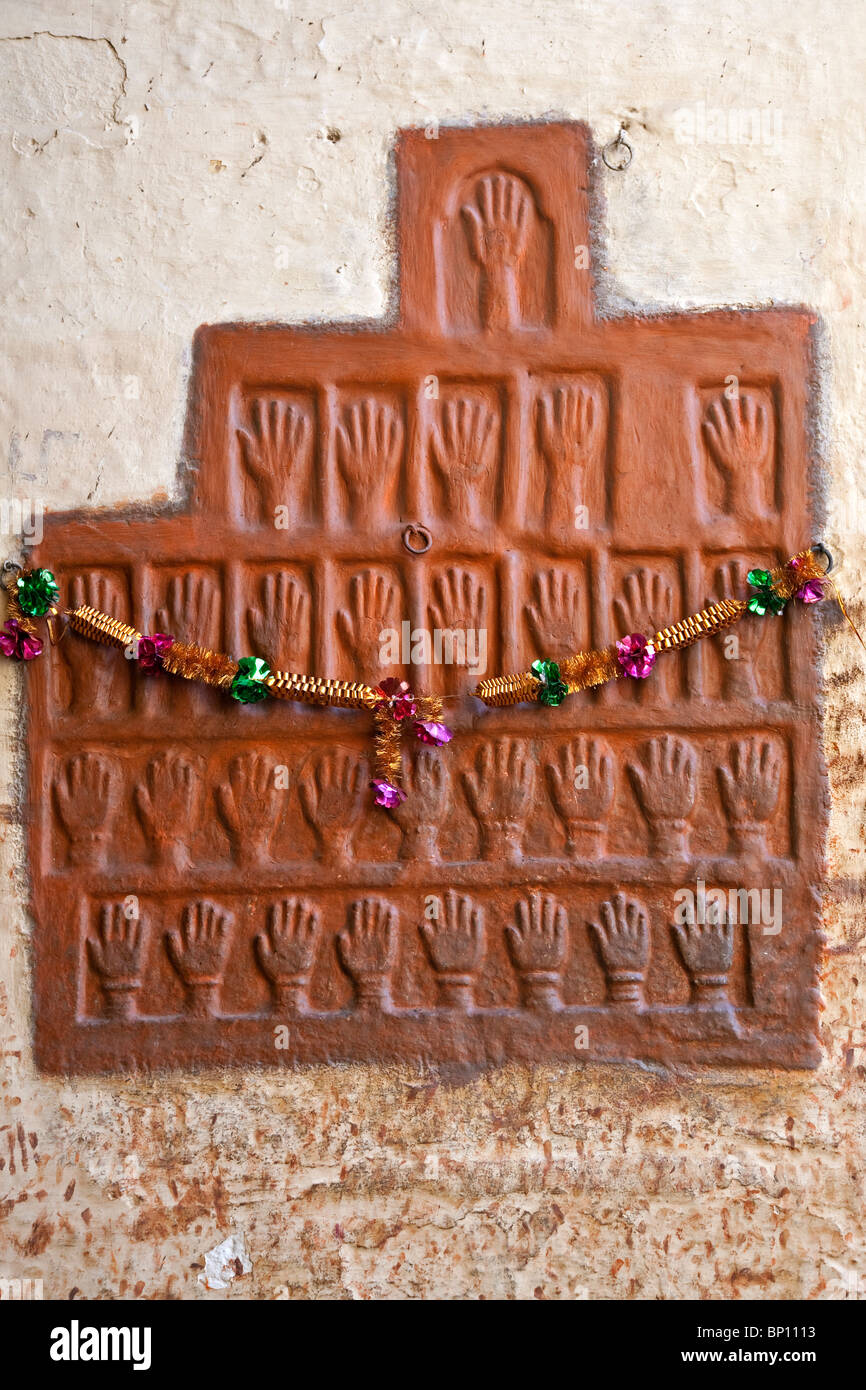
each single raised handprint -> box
[53,751,120,869]
[703,390,772,517]
[537,383,602,531]
[428,566,488,690]
[545,736,615,858]
[166,899,234,1017]
[216,751,284,868]
[614,567,676,701]
[155,571,220,650]
[462,172,532,331]
[420,890,485,1010]
[462,738,535,864]
[298,749,365,868]
[505,890,568,1009]
[672,915,734,1006]
[237,396,312,521]
[87,900,147,1019]
[707,558,769,699]
[627,735,697,858]
[154,571,221,713]
[338,897,398,1010]
[335,397,403,529]
[391,749,450,862]
[429,395,498,527]
[247,572,310,669]
[255,897,321,1013]
[525,569,583,657]
[134,751,204,871]
[66,572,127,717]
[337,570,399,679]
[716,737,782,856]
[589,892,650,1007]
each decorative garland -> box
[0,547,834,807]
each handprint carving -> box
[707,558,769,699]
[627,735,697,858]
[156,571,220,650]
[53,751,120,869]
[391,749,450,862]
[338,897,398,1010]
[672,915,734,1007]
[702,390,773,517]
[335,397,404,528]
[589,892,650,1007]
[614,567,676,700]
[87,901,147,1019]
[716,737,782,857]
[462,739,534,864]
[462,172,532,331]
[337,570,399,679]
[545,736,615,858]
[537,383,602,530]
[505,890,568,1009]
[420,890,485,1011]
[525,569,582,658]
[428,567,488,681]
[298,750,364,868]
[237,396,312,522]
[429,395,498,527]
[134,751,204,871]
[155,573,221,712]
[65,572,127,716]
[247,572,310,670]
[217,752,284,868]
[166,899,234,1017]
[255,897,321,1013]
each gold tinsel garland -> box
[473,549,828,708]
[1,546,834,803]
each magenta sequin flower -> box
[371,779,407,809]
[616,632,656,679]
[0,618,43,661]
[374,677,417,720]
[414,719,453,746]
[138,632,174,672]
[795,578,824,604]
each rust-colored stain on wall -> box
[29,122,824,1072]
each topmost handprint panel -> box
[189,122,815,554]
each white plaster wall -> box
[0,0,863,1299]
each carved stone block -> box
[28,121,823,1071]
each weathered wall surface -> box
[0,0,863,1299]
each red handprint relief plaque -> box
[29,122,824,1072]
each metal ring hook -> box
[811,542,834,575]
[402,522,432,555]
[602,129,633,171]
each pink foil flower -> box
[138,632,174,672]
[0,618,42,661]
[795,579,824,604]
[414,720,453,746]
[371,779,407,809]
[616,632,656,679]
[374,677,417,720]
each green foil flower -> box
[17,568,59,617]
[230,655,271,703]
[746,568,787,617]
[532,658,569,707]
